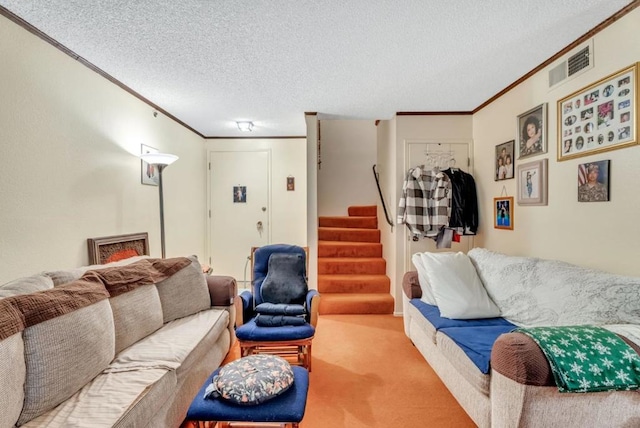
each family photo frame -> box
[495,140,515,181]
[557,62,637,161]
[494,196,514,230]
[517,158,548,206]
[517,103,547,159]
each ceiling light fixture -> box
[237,121,254,132]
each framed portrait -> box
[517,158,548,206]
[494,197,514,230]
[495,140,515,181]
[141,144,159,186]
[233,185,247,203]
[287,176,295,191]
[557,62,638,161]
[87,232,149,265]
[578,160,610,202]
[517,103,547,159]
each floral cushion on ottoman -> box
[204,355,294,405]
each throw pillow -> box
[205,355,294,405]
[420,252,500,319]
[260,253,308,305]
[411,253,437,305]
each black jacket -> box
[441,168,478,234]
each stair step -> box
[319,293,394,315]
[348,205,377,217]
[318,274,390,293]
[318,257,386,275]
[318,216,378,229]
[318,241,382,258]
[318,227,380,243]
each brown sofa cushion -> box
[402,271,421,299]
[491,332,640,386]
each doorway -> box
[404,140,474,272]
[209,150,271,287]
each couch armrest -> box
[307,290,320,327]
[205,275,237,306]
[402,271,421,299]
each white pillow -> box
[420,252,500,319]
[411,253,437,305]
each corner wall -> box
[472,7,640,275]
[0,15,206,283]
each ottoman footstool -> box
[186,365,309,428]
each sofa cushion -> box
[206,355,294,405]
[468,248,640,327]
[106,308,228,374]
[44,255,151,286]
[419,252,501,319]
[410,299,515,331]
[435,331,492,395]
[18,296,115,425]
[0,332,26,428]
[20,368,175,427]
[0,274,53,297]
[110,284,164,353]
[439,325,516,374]
[411,253,437,304]
[156,256,211,323]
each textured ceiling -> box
[0,1,633,137]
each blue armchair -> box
[234,244,320,370]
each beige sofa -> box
[402,248,640,428]
[0,255,236,428]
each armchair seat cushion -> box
[235,319,315,342]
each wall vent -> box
[548,40,593,90]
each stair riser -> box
[318,261,386,275]
[319,298,394,315]
[318,244,382,258]
[348,206,377,217]
[318,229,380,243]
[319,217,378,229]
[318,277,390,294]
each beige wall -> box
[473,7,640,276]
[0,15,206,283]
[317,120,378,216]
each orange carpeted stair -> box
[318,205,394,314]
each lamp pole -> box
[140,152,178,258]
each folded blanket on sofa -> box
[516,325,640,393]
[255,314,306,327]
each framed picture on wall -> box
[494,197,514,230]
[517,103,547,159]
[557,62,638,161]
[578,160,610,202]
[495,140,515,181]
[517,158,548,206]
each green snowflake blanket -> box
[516,325,640,393]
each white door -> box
[209,150,270,286]
[404,141,473,272]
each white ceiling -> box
[0,1,633,137]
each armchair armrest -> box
[307,290,320,327]
[234,290,255,327]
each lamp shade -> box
[140,152,179,166]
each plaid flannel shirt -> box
[397,166,451,238]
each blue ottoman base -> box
[187,365,309,425]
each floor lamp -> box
[140,152,179,258]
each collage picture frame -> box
[557,63,637,161]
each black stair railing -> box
[372,164,394,231]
